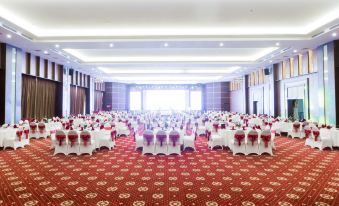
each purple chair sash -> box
[169,134,180,146]
[156,134,167,146]
[143,133,154,146]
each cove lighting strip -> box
[97,66,240,74]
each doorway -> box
[287,99,304,121]
[253,101,258,115]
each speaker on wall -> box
[69,69,74,76]
[264,68,270,75]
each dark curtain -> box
[22,76,37,119]
[70,85,87,115]
[70,85,77,115]
[21,75,57,120]
[35,79,57,119]
[77,87,86,114]
[94,91,103,111]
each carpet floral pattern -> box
[0,136,338,206]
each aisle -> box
[0,136,338,206]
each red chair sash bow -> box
[234,133,245,146]
[327,125,332,129]
[13,124,18,128]
[80,134,91,146]
[30,125,37,133]
[261,134,271,148]
[304,129,312,138]
[56,134,66,146]
[247,134,258,146]
[293,123,300,131]
[111,130,117,141]
[68,134,78,147]
[24,129,29,139]
[38,125,45,133]
[16,131,23,141]
[313,130,320,141]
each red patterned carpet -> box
[0,136,338,206]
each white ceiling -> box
[0,0,338,84]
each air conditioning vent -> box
[312,31,324,38]
[21,33,33,41]
[329,23,339,30]
[2,24,16,33]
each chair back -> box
[169,130,180,146]
[16,128,23,141]
[312,127,320,141]
[261,129,271,147]
[304,126,312,138]
[38,122,46,133]
[80,130,91,146]
[156,130,167,146]
[30,122,37,132]
[143,130,154,146]
[247,130,258,145]
[293,122,300,131]
[234,130,245,146]
[68,130,78,147]
[137,124,145,136]
[55,130,66,146]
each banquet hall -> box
[0,0,339,206]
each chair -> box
[290,122,301,138]
[183,128,195,151]
[135,125,145,150]
[29,122,38,139]
[22,126,30,146]
[259,130,273,155]
[155,130,168,155]
[38,122,48,139]
[79,130,96,155]
[67,130,79,155]
[168,130,181,155]
[231,130,246,155]
[3,128,24,150]
[246,130,259,155]
[53,130,68,155]
[142,130,155,155]
[96,129,115,150]
[208,126,224,150]
[306,128,333,150]
[117,121,130,137]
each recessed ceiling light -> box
[332,32,337,37]
[163,43,169,47]
[219,42,224,47]
[109,43,114,47]
[275,42,280,46]
[43,51,48,54]
[269,60,273,63]
[67,61,70,64]
[55,44,60,48]
[293,49,297,53]
[6,34,11,38]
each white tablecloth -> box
[0,128,17,147]
[330,129,339,147]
